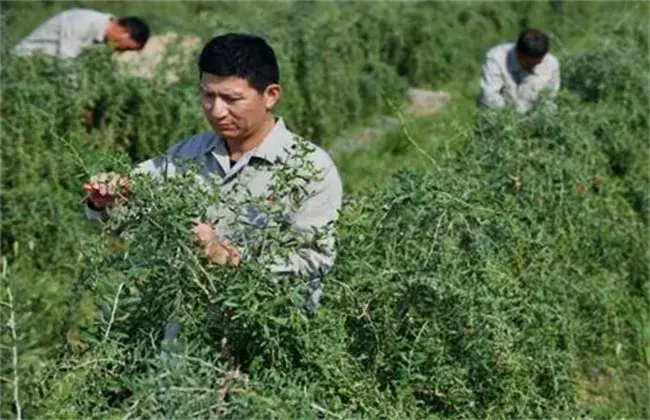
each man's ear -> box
[263,84,281,111]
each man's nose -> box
[210,97,229,119]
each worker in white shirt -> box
[12,8,150,59]
[478,28,560,114]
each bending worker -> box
[12,8,150,59]
[478,28,560,114]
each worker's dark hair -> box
[117,17,150,48]
[198,33,279,93]
[516,28,549,58]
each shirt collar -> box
[507,46,541,76]
[251,117,294,163]
[507,47,523,73]
[95,14,114,43]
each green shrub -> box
[14,90,645,419]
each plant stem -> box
[3,257,22,420]
[104,282,124,341]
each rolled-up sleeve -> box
[84,202,109,223]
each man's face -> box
[517,52,544,71]
[110,27,142,52]
[199,73,280,141]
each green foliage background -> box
[1,1,648,418]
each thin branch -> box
[178,241,219,299]
[66,358,126,371]
[176,354,225,373]
[386,97,441,171]
[58,134,91,176]
[121,398,142,420]
[311,403,343,419]
[3,257,22,420]
[104,282,125,341]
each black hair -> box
[117,17,150,48]
[198,33,279,93]
[516,28,549,58]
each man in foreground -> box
[12,8,150,58]
[82,33,343,308]
[478,28,560,114]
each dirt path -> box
[335,88,452,151]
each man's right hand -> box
[82,172,129,210]
[192,222,241,266]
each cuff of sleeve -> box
[84,201,109,222]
